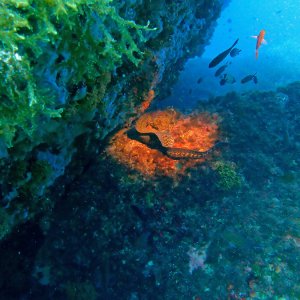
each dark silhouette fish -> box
[230,48,241,57]
[241,73,257,84]
[214,62,230,77]
[219,78,226,86]
[219,73,236,86]
[197,77,203,84]
[209,38,239,68]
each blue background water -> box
[161,0,300,109]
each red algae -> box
[106,109,220,178]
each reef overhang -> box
[0,0,224,239]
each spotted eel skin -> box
[163,147,212,159]
[127,128,223,160]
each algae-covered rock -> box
[3,80,299,299]
[65,281,98,300]
[0,207,11,240]
[0,0,223,240]
[213,160,242,191]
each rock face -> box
[0,1,223,240]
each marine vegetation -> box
[213,160,242,191]
[0,0,156,238]
[0,0,153,149]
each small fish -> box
[251,29,266,59]
[214,62,230,77]
[188,88,192,95]
[197,77,203,84]
[241,73,257,84]
[209,38,239,68]
[230,48,241,57]
[219,73,236,86]
[219,77,226,86]
[253,75,258,84]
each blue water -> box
[161,0,300,109]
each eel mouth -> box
[126,127,164,150]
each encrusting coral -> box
[106,109,220,178]
[135,108,177,147]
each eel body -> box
[164,147,211,159]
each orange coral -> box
[136,108,178,133]
[106,109,220,179]
[139,89,155,113]
[170,113,218,152]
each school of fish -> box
[207,30,266,86]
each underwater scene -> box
[0,0,299,299]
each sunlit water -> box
[160,0,300,109]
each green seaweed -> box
[30,160,53,185]
[214,161,242,191]
[0,1,155,238]
[0,0,154,149]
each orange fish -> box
[252,29,266,59]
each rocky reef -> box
[3,1,300,300]
[0,0,223,241]
[1,81,298,299]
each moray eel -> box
[162,147,211,160]
[127,128,219,160]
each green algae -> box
[0,0,154,149]
[30,160,52,184]
[0,0,157,241]
[214,161,242,191]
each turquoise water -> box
[161,0,300,109]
